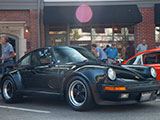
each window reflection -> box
[155,27,160,48]
[70,28,91,50]
[49,25,136,60]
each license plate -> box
[140,92,152,102]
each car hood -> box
[71,62,153,81]
[106,64,149,81]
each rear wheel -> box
[66,76,94,111]
[1,76,21,103]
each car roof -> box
[31,46,85,52]
[135,48,160,56]
[123,48,160,63]
[53,45,85,49]
[27,46,86,54]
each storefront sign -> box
[76,4,93,23]
[44,5,142,25]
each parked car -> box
[0,46,160,111]
[122,48,160,80]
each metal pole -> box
[90,26,93,52]
[37,0,41,48]
[67,24,70,46]
[44,25,49,47]
[112,25,114,42]
[134,25,137,54]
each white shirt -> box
[136,44,148,53]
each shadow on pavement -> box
[0,95,156,113]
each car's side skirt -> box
[16,90,62,96]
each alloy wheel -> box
[2,80,14,100]
[68,80,87,107]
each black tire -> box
[66,76,95,111]
[1,76,21,103]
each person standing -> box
[105,43,118,64]
[1,36,15,74]
[103,44,110,51]
[136,39,148,53]
[92,44,107,63]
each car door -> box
[17,48,60,92]
[29,48,60,92]
[16,53,35,89]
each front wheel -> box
[66,77,94,111]
[1,76,20,103]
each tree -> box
[70,29,82,41]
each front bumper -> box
[92,81,160,105]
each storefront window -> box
[49,26,67,46]
[70,28,91,50]
[48,25,135,60]
[155,27,160,48]
[114,26,135,60]
[91,27,113,50]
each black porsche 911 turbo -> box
[0,46,160,111]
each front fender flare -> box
[61,72,92,95]
[60,72,101,103]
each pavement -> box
[0,95,160,120]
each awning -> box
[155,4,160,26]
[44,5,142,25]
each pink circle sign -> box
[76,4,93,23]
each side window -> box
[133,55,142,64]
[157,55,160,63]
[144,54,156,64]
[127,57,136,65]
[18,54,31,66]
[53,48,70,64]
[30,49,53,66]
[30,52,40,66]
[39,49,53,65]
[127,55,142,65]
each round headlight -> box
[150,67,157,78]
[108,68,116,81]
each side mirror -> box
[48,61,56,68]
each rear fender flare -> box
[1,70,23,90]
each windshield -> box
[53,46,98,64]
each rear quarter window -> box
[143,52,160,64]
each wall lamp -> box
[25,26,29,33]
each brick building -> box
[0,0,44,59]
[0,0,160,60]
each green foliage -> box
[70,29,82,40]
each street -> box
[0,95,160,120]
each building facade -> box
[0,0,44,59]
[0,0,160,60]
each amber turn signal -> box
[104,86,126,91]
